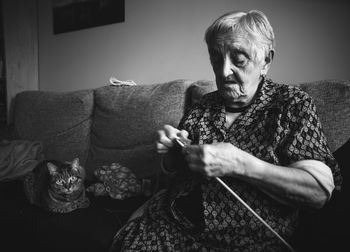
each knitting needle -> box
[215,177,296,252]
[174,138,296,252]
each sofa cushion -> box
[297,80,350,152]
[13,90,94,165]
[186,80,217,107]
[87,80,193,180]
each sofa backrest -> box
[12,79,349,181]
[296,80,350,153]
[13,89,94,165]
[85,80,194,179]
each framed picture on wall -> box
[53,0,125,34]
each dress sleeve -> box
[278,95,342,191]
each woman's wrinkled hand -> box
[156,125,191,154]
[183,143,248,177]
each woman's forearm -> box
[177,142,333,209]
[240,154,330,209]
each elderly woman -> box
[111,10,341,251]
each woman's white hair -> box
[205,10,275,62]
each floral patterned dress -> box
[111,79,342,252]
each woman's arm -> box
[183,143,334,209]
[241,152,333,209]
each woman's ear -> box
[261,49,274,75]
[266,49,274,64]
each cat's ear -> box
[47,162,58,175]
[72,158,80,171]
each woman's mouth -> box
[221,83,245,97]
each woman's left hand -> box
[183,143,249,177]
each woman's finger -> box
[157,129,173,149]
[156,141,169,154]
[164,125,179,140]
[177,129,189,139]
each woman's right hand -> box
[156,124,190,154]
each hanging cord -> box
[174,138,296,252]
[109,77,137,86]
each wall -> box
[38,0,350,92]
[2,0,38,122]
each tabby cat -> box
[24,158,90,213]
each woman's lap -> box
[111,190,201,251]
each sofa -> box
[0,79,349,252]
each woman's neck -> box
[225,112,241,129]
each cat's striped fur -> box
[24,158,89,213]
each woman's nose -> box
[222,55,234,79]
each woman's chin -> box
[220,91,247,106]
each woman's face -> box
[209,38,269,108]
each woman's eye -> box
[232,55,247,67]
[231,53,248,67]
[235,60,245,66]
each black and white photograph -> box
[0,0,349,252]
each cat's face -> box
[47,158,84,196]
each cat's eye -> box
[56,179,64,185]
[69,177,77,183]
